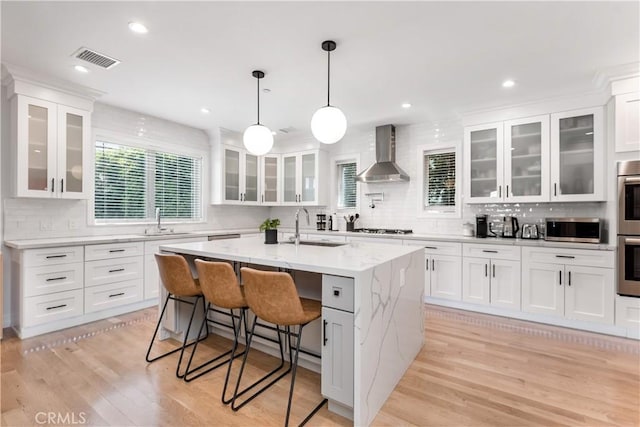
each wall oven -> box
[618,160,640,297]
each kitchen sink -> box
[138,231,194,237]
[282,240,347,247]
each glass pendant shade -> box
[311,105,347,144]
[243,124,274,155]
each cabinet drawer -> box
[23,289,83,327]
[85,242,143,261]
[322,275,354,313]
[85,257,143,287]
[85,279,143,314]
[522,247,614,268]
[144,237,206,255]
[23,246,84,267]
[463,244,520,261]
[404,240,462,256]
[23,262,84,297]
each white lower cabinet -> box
[404,240,462,301]
[23,289,84,327]
[522,247,614,324]
[85,279,143,314]
[462,244,521,310]
[321,274,354,409]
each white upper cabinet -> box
[615,92,640,153]
[504,115,550,202]
[222,146,260,205]
[464,122,504,203]
[465,106,604,203]
[11,94,91,199]
[260,154,281,205]
[281,150,326,206]
[550,107,604,201]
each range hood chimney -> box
[355,125,410,183]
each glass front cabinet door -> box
[550,107,604,202]
[503,115,549,203]
[14,95,90,199]
[282,154,298,204]
[261,155,280,205]
[464,122,504,203]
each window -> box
[337,161,357,209]
[418,144,460,217]
[94,140,202,222]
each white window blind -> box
[95,140,202,222]
[423,151,456,209]
[337,161,357,209]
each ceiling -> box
[2,1,638,140]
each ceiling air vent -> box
[72,47,121,69]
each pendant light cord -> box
[327,49,331,107]
[257,75,260,125]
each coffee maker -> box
[476,215,489,238]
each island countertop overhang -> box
[159,236,423,276]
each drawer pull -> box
[109,292,125,298]
[333,289,340,297]
[109,249,126,253]
[109,268,125,273]
[323,320,328,346]
[482,250,498,253]
[46,276,67,282]
[46,304,67,311]
[555,255,575,259]
[424,246,438,250]
[46,254,67,259]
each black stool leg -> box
[222,307,247,403]
[145,292,173,363]
[231,316,290,411]
[175,295,204,379]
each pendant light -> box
[311,40,347,144]
[243,70,274,155]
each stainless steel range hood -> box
[355,125,410,182]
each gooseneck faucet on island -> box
[294,207,310,245]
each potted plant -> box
[259,218,280,244]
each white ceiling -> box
[2,1,638,139]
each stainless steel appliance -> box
[618,160,640,297]
[618,160,640,235]
[355,125,410,182]
[501,216,519,238]
[521,224,539,239]
[545,218,602,243]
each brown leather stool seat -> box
[145,253,208,379]
[231,267,326,427]
[182,260,249,400]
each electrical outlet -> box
[40,220,51,231]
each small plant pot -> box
[264,229,278,244]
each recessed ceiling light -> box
[128,21,148,34]
[74,65,89,73]
[502,79,515,88]
[401,103,412,109]
[200,107,211,114]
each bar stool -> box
[232,267,327,427]
[182,260,248,400]
[145,253,208,379]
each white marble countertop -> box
[285,228,616,251]
[3,229,257,250]
[159,236,422,276]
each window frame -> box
[90,129,206,225]
[417,142,461,219]
[331,153,360,212]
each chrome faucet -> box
[155,207,165,232]
[294,207,309,245]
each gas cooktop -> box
[354,228,413,235]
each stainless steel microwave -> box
[545,218,603,244]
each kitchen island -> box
[159,236,424,426]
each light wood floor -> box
[1,305,639,426]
